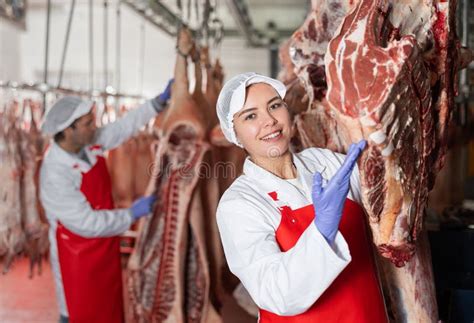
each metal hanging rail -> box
[122,0,193,37]
[0,81,144,100]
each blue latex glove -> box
[158,78,174,103]
[312,140,367,244]
[130,195,156,220]
[151,79,174,112]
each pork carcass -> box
[133,126,155,199]
[195,47,228,309]
[107,105,137,208]
[201,47,220,130]
[212,59,224,92]
[202,52,247,296]
[105,103,155,206]
[0,101,25,273]
[127,27,221,323]
[19,99,49,277]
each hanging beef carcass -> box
[286,0,358,152]
[0,100,25,273]
[19,99,49,277]
[325,0,439,267]
[323,0,471,321]
[278,38,308,117]
[127,27,221,323]
[283,0,472,321]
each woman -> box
[215,73,387,322]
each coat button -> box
[291,219,296,223]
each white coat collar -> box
[46,141,92,172]
[242,152,328,210]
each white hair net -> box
[216,72,286,147]
[41,96,94,135]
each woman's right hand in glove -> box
[312,140,366,244]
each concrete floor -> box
[0,257,255,323]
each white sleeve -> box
[216,198,351,316]
[40,166,133,238]
[94,100,158,151]
[350,163,362,204]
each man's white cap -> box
[41,96,94,135]
[216,72,286,147]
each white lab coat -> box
[216,147,362,316]
[39,100,158,317]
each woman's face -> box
[233,83,292,160]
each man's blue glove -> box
[158,78,174,103]
[152,78,174,112]
[130,195,156,220]
[312,140,367,244]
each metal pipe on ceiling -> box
[223,0,264,47]
[121,0,296,47]
[122,0,192,37]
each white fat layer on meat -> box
[369,130,387,144]
[335,40,347,111]
[360,114,377,126]
[395,166,402,181]
[381,103,397,133]
[346,16,367,43]
[382,142,395,157]
[362,44,369,56]
[390,119,400,138]
[437,2,449,12]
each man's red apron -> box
[56,156,124,323]
[260,198,387,322]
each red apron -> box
[56,156,124,323]
[260,198,387,323]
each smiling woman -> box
[215,73,388,322]
[233,83,294,177]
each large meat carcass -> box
[19,100,49,277]
[192,46,227,311]
[106,105,137,208]
[106,103,155,207]
[283,0,471,321]
[285,0,358,152]
[127,27,222,323]
[0,101,24,273]
[0,98,49,276]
